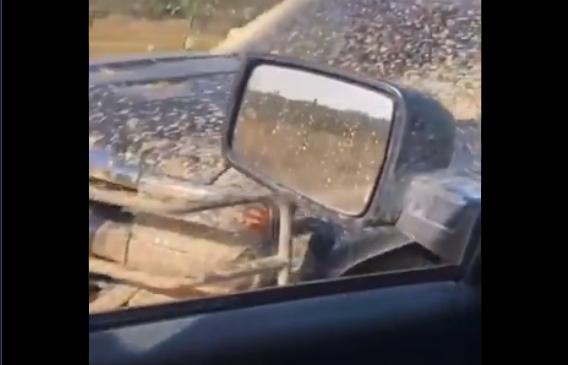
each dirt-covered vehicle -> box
[89,0,481,313]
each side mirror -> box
[222,54,456,225]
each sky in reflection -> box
[247,65,394,120]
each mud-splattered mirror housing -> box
[222,54,456,226]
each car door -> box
[89,243,481,365]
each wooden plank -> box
[128,290,175,307]
[89,255,295,294]
[89,285,138,314]
[89,183,271,216]
[89,221,131,264]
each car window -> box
[89,0,481,315]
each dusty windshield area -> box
[89,0,294,314]
[89,0,480,314]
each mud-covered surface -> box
[88,53,271,196]
[241,0,481,116]
[90,74,230,182]
[240,0,482,174]
[89,0,481,314]
[88,194,282,313]
[89,0,481,195]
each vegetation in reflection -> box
[233,89,392,215]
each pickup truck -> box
[88,0,481,312]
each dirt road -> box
[89,16,221,59]
[89,0,285,59]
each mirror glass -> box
[231,64,395,216]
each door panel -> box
[89,280,481,365]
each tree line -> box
[242,90,391,138]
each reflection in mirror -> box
[232,65,395,216]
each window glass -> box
[89,0,480,314]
